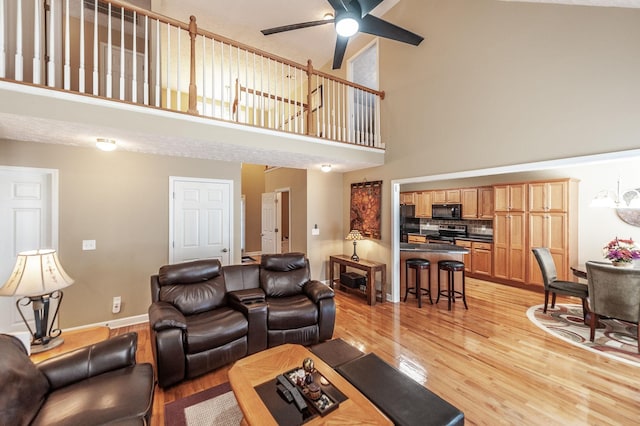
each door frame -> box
[168,176,234,264]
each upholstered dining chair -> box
[585,261,640,352]
[532,247,589,321]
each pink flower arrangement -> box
[603,237,640,263]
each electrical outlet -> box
[112,296,121,314]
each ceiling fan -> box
[260,0,424,69]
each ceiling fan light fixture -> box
[335,13,359,37]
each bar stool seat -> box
[437,260,468,311]
[404,258,432,308]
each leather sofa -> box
[148,252,335,388]
[0,332,154,426]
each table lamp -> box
[0,249,74,353]
[345,229,364,262]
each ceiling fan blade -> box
[359,14,424,46]
[261,19,333,36]
[356,0,383,17]
[327,0,350,12]
[333,35,349,69]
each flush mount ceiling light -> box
[96,138,117,152]
[323,12,334,20]
[321,164,332,173]
[335,11,359,37]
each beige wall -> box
[241,164,265,253]
[0,139,241,328]
[341,0,640,273]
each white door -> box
[170,178,232,265]
[0,167,57,333]
[261,192,278,254]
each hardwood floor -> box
[113,278,640,425]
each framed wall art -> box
[350,180,382,239]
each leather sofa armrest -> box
[149,301,187,331]
[304,280,335,303]
[228,288,266,305]
[37,332,138,390]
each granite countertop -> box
[400,243,470,254]
[456,235,494,243]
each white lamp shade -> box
[0,249,74,297]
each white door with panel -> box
[261,192,279,254]
[0,167,57,333]
[171,178,232,265]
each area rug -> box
[526,304,640,367]
[164,382,242,426]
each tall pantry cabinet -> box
[493,184,527,283]
[527,180,579,286]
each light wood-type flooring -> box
[113,278,640,425]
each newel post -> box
[306,59,313,135]
[187,15,198,114]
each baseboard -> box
[64,313,149,332]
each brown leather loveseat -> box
[148,252,335,388]
[0,332,154,426]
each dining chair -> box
[532,248,589,321]
[585,261,640,352]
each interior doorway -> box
[261,188,291,255]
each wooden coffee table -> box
[228,344,391,425]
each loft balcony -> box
[0,0,385,171]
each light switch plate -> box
[312,228,320,236]
[82,240,96,250]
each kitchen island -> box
[400,243,470,301]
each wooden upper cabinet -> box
[400,192,416,205]
[494,184,526,212]
[478,187,494,219]
[416,191,432,218]
[528,181,568,212]
[433,189,460,204]
[461,188,478,218]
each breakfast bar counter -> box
[400,243,470,300]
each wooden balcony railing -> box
[0,0,385,148]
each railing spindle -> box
[64,0,69,89]
[79,0,85,92]
[119,7,125,100]
[92,0,98,95]
[132,11,137,103]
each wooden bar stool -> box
[404,258,432,308]
[437,260,468,311]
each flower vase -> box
[612,261,633,268]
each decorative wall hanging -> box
[350,180,382,239]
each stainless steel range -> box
[425,224,467,243]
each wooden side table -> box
[329,254,386,305]
[29,326,110,363]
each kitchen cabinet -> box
[494,184,526,212]
[457,240,493,276]
[478,187,494,219]
[461,188,478,219]
[528,180,568,212]
[433,189,461,204]
[527,179,578,286]
[472,242,493,276]
[493,212,527,283]
[415,191,432,218]
[400,192,416,205]
[408,234,426,244]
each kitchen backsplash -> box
[418,219,493,237]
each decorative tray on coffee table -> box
[282,367,347,416]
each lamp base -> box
[30,337,64,354]
[351,254,360,262]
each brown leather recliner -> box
[0,332,154,426]
[148,259,251,388]
[259,253,336,347]
[149,253,335,388]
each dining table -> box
[571,262,640,280]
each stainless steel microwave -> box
[432,204,462,220]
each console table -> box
[329,255,386,305]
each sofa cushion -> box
[185,307,248,353]
[159,259,221,285]
[160,275,228,315]
[31,364,154,426]
[266,295,318,329]
[0,334,49,426]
